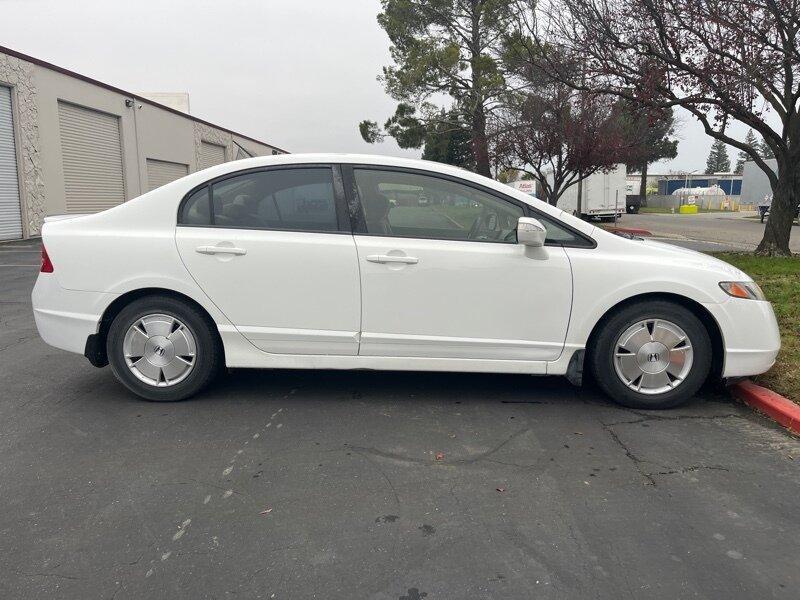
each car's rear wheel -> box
[107,296,222,401]
[589,300,712,409]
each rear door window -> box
[180,167,339,232]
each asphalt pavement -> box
[619,211,800,253]
[2,239,799,600]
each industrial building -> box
[625,171,746,210]
[0,45,286,241]
[655,173,742,197]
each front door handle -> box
[365,254,419,264]
[195,245,247,256]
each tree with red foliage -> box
[496,43,639,208]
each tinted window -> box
[181,187,211,225]
[354,169,523,243]
[201,168,338,231]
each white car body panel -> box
[175,227,361,355]
[354,236,572,360]
[32,153,780,382]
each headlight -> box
[719,281,766,301]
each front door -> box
[175,166,361,355]
[347,167,573,361]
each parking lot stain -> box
[399,588,428,600]
[418,524,436,536]
[375,515,399,524]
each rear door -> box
[175,165,361,355]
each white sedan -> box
[32,154,780,408]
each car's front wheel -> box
[589,301,712,409]
[106,295,222,401]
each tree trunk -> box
[639,163,648,207]
[755,157,797,256]
[576,174,583,216]
[471,105,491,177]
[547,186,559,206]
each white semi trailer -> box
[509,164,627,220]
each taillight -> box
[40,245,54,273]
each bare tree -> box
[512,0,800,255]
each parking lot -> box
[621,211,800,253]
[2,240,800,599]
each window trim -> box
[342,164,597,249]
[176,163,353,235]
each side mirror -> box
[517,217,547,247]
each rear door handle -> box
[195,245,247,256]
[365,254,419,264]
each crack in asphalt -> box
[0,336,30,353]
[601,406,743,427]
[650,465,730,476]
[349,427,532,466]
[351,448,401,507]
[13,569,81,581]
[602,424,657,486]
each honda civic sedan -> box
[32,154,780,409]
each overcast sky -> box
[0,0,764,173]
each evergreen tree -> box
[758,138,776,160]
[705,139,731,173]
[735,130,758,173]
[421,110,474,169]
[625,107,678,204]
[359,0,516,177]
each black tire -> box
[589,300,712,409]
[106,295,223,401]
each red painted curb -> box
[605,226,653,237]
[731,380,800,434]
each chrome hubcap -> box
[613,319,693,395]
[123,314,196,387]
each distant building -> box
[0,45,287,240]
[655,172,742,197]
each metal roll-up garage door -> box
[0,86,23,240]
[146,159,188,191]
[58,101,125,213]
[199,141,226,170]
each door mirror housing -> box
[517,217,547,247]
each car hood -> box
[636,237,751,280]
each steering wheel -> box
[469,210,500,241]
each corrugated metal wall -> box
[146,158,188,191]
[58,101,126,213]
[199,141,226,170]
[0,85,23,240]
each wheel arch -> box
[584,292,724,383]
[85,288,225,368]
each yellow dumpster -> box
[679,204,698,214]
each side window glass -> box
[180,187,211,225]
[209,168,338,231]
[536,214,594,247]
[354,169,523,242]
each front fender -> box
[566,276,723,348]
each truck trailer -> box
[508,165,627,220]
